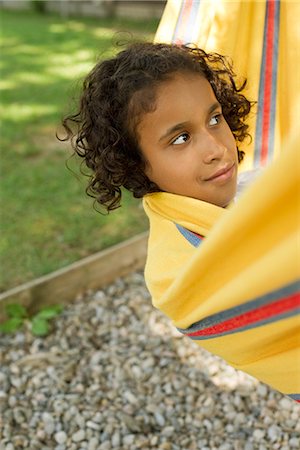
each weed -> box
[0,303,63,336]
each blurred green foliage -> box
[0,9,159,291]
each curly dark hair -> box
[60,42,253,212]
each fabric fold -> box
[143,132,300,399]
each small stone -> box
[289,438,300,448]
[154,412,165,427]
[88,437,99,450]
[244,443,254,450]
[120,413,141,432]
[203,419,213,431]
[257,384,268,397]
[12,436,28,447]
[253,429,265,440]
[279,397,292,411]
[8,396,17,408]
[5,444,14,450]
[123,435,135,446]
[42,412,55,435]
[75,414,85,428]
[159,443,172,450]
[0,372,7,383]
[86,421,100,431]
[234,412,246,426]
[13,408,27,425]
[219,445,232,450]
[111,432,121,447]
[123,390,137,405]
[0,391,7,403]
[72,430,85,443]
[150,436,159,446]
[54,431,67,445]
[90,351,103,366]
[267,425,282,442]
[213,419,223,431]
[162,426,174,437]
[10,377,22,388]
[99,442,110,450]
[37,430,46,440]
[226,424,234,433]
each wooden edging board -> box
[0,232,148,320]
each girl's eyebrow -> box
[208,101,222,114]
[159,122,189,143]
[158,101,222,143]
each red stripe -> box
[261,0,276,164]
[174,0,193,44]
[190,231,204,240]
[187,292,300,337]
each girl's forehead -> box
[157,70,206,89]
[153,72,215,105]
[137,75,219,139]
[128,71,213,134]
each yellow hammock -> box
[155,0,300,170]
[143,0,300,401]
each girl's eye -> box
[172,133,190,145]
[209,113,222,126]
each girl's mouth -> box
[205,163,235,182]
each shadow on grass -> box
[0,9,157,292]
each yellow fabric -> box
[154,0,300,171]
[143,132,300,396]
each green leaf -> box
[5,303,27,318]
[31,317,49,336]
[35,305,63,320]
[0,317,24,333]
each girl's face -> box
[137,72,238,207]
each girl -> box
[62,42,252,211]
[61,42,300,401]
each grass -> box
[0,9,159,292]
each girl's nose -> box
[202,133,226,164]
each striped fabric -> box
[175,223,204,248]
[254,0,280,166]
[172,0,201,44]
[175,221,300,403]
[177,280,300,404]
[289,394,300,403]
[148,0,300,401]
[155,0,299,171]
[177,280,300,340]
[143,134,300,399]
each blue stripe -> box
[254,0,280,166]
[183,0,201,43]
[267,0,280,163]
[254,1,268,166]
[177,279,300,334]
[175,223,203,247]
[289,393,300,401]
[172,0,186,43]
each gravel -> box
[0,271,299,450]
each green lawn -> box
[0,9,159,292]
